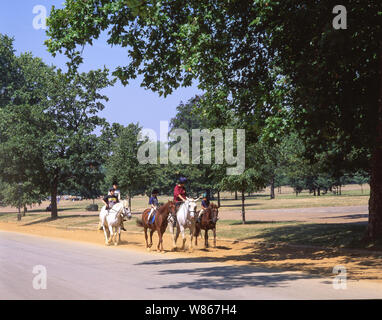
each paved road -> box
[0,231,381,300]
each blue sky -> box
[0,0,202,136]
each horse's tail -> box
[194,222,201,237]
[137,209,150,227]
[136,219,144,227]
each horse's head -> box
[166,201,177,225]
[209,203,219,224]
[168,201,177,215]
[185,197,200,219]
[122,200,132,220]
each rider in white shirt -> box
[110,181,125,231]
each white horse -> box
[168,197,200,251]
[99,200,132,246]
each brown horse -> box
[194,203,219,248]
[136,201,176,252]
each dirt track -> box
[1,216,382,283]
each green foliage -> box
[0,35,113,217]
[105,123,154,206]
[0,180,45,212]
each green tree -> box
[0,38,113,218]
[105,123,153,209]
[220,167,266,224]
[46,1,382,238]
[0,180,45,219]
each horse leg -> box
[115,226,121,246]
[213,227,217,248]
[157,229,161,252]
[205,229,209,248]
[144,227,150,250]
[102,225,109,245]
[108,226,114,245]
[189,227,194,252]
[112,226,116,245]
[180,227,186,251]
[174,226,181,251]
[169,224,177,251]
[149,229,154,248]
[159,228,165,253]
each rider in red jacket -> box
[174,177,187,210]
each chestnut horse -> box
[194,203,219,248]
[136,201,176,252]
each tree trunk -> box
[367,40,382,239]
[17,207,21,221]
[217,191,221,208]
[318,187,321,196]
[128,192,132,210]
[270,177,275,199]
[50,178,58,219]
[234,191,238,200]
[241,191,246,224]
[23,205,27,216]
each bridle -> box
[164,203,175,226]
[108,203,131,219]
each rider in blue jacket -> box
[148,189,159,224]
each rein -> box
[108,204,126,217]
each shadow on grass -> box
[227,220,299,226]
[29,206,89,213]
[22,214,98,226]
[217,194,270,202]
[219,203,260,208]
[138,221,382,282]
[322,214,368,220]
[241,222,372,248]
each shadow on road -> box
[136,220,382,283]
[140,262,320,290]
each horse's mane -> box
[209,202,218,209]
[157,200,173,215]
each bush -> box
[86,204,99,211]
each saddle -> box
[149,211,156,224]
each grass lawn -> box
[0,184,369,216]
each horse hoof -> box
[146,247,150,251]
